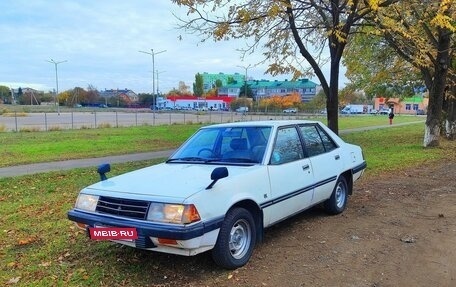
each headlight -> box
[147,203,200,224]
[75,194,99,212]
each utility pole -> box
[46,59,67,115]
[156,70,166,95]
[139,49,166,111]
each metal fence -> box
[0,110,317,132]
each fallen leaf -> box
[39,261,51,267]
[17,237,36,246]
[6,277,21,284]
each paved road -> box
[1,111,288,132]
[0,121,424,178]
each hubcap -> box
[335,181,346,208]
[229,219,251,259]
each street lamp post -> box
[237,64,252,98]
[139,49,166,112]
[47,59,67,115]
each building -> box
[374,96,429,114]
[99,89,138,104]
[201,72,245,92]
[218,79,319,102]
[161,95,234,111]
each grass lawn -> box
[0,123,454,286]
[0,115,424,167]
[0,125,201,167]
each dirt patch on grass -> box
[123,161,456,287]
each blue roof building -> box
[201,72,245,92]
[218,79,319,102]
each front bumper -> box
[68,209,223,249]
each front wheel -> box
[212,207,256,269]
[324,176,348,215]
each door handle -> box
[302,164,310,171]
[335,155,340,160]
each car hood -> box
[83,163,248,202]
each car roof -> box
[202,120,322,129]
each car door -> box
[263,126,314,226]
[299,124,342,204]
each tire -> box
[211,207,256,269]
[324,176,348,215]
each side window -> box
[317,126,338,152]
[300,125,326,157]
[270,127,304,165]
[300,125,338,157]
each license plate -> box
[89,227,138,241]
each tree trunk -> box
[326,61,340,135]
[445,91,456,140]
[423,27,451,147]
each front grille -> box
[96,196,150,220]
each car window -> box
[169,126,272,164]
[270,126,304,165]
[219,128,247,156]
[299,125,337,157]
[171,128,220,158]
[318,127,338,152]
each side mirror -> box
[97,163,111,181]
[206,167,228,190]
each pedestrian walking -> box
[388,110,395,125]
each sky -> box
[0,0,344,94]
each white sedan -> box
[68,120,366,269]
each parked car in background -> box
[341,104,373,114]
[416,109,426,115]
[235,106,249,113]
[283,108,298,113]
[378,109,390,115]
[68,120,366,269]
[369,109,378,115]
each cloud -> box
[0,1,345,94]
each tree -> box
[205,88,218,97]
[343,28,423,100]
[86,85,99,104]
[238,83,254,98]
[59,90,73,106]
[178,81,191,94]
[227,76,236,84]
[172,0,396,134]
[138,93,154,106]
[0,85,11,104]
[362,0,455,146]
[338,88,369,106]
[193,73,204,96]
[305,89,327,113]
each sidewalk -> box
[0,121,424,178]
[0,150,174,178]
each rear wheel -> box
[324,176,348,215]
[212,207,256,269]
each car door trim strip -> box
[259,176,337,209]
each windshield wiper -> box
[167,157,229,164]
[222,158,258,163]
[166,157,207,163]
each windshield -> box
[168,126,272,164]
